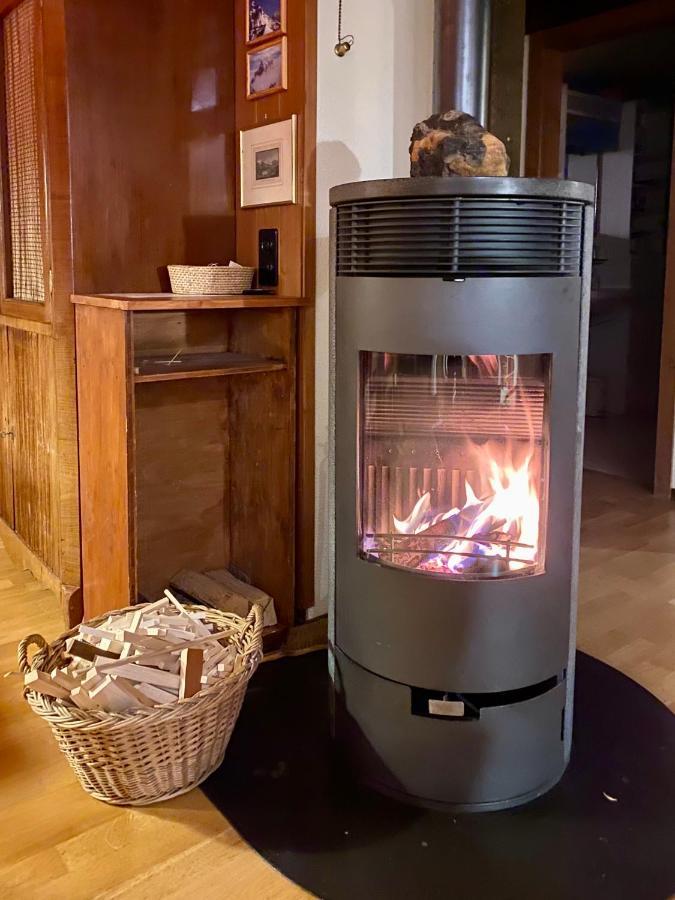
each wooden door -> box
[0,323,14,525]
[654,120,675,496]
[7,327,59,570]
[0,0,52,324]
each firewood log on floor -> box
[169,569,277,627]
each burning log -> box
[372,465,538,576]
[390,517,459,570]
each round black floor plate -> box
[202,651,674,900]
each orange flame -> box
[393,442,541,577]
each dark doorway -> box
[562,27,675,487]
[525,1,675,494]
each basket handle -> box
[245,602,263,639]
[17,634,50,675]
[240,604,264,664]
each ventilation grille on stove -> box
[336,196,584,278]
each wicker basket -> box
[168,264,255,295]
[18,603,263,806]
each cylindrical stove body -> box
[329,177,594,810]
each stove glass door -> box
[359,352,551,579]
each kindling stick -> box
[93,627,236,673]
[163,590,212,638]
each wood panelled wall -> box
[0,0,317,621]
[234,0,316,611]
[0,0,240,624]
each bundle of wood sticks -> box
[24,591,240,713]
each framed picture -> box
[240,115,297,208]
[246,0,286,46]
[246,37,287,100]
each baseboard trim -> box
[0,517,82,626]
[0,516,61,593]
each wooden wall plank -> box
[524,36,564,177]
[75,304,134,618]
[228,309,296,626]
[64,0,236,293]
[489,0,526,175]
[134,378,232,602]
[43,0,79,589]
[654,114,675,496]
[295,0,316,611]
[234,0,316,612]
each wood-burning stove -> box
[329,177,595,810]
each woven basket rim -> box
[167,264,256,273]
[19,602,263,732]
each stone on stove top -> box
[409,110,509,178]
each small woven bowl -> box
[168,264,255,295]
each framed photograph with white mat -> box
[239,115,297,208]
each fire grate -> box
[364,530,537,576]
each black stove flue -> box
[329,177,594,810]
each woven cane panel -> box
[4,0,44,303]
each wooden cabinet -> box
[74,293,305,629]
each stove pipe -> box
[434,0,491,125]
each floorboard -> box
[0,469,672,898]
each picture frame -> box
[246,0,286,46]
[246,36,287,100]
[240,115,297,209]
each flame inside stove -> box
[392,449,540,576]
[362,352,548,579]
[392,443,540,576]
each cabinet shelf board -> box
[134,352,286,384]
[72,293,309,311]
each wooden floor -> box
[1,470,673,899]
[578,471,675,709]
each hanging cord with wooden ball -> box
[334,0,353,56]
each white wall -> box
[313,0,435,615]
[599,101,636,240]
[567,102,636,418]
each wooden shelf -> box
[134,351,286,383]
[72,293,308,311]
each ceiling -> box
[527,0,636,34]
[564,26,675,98]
